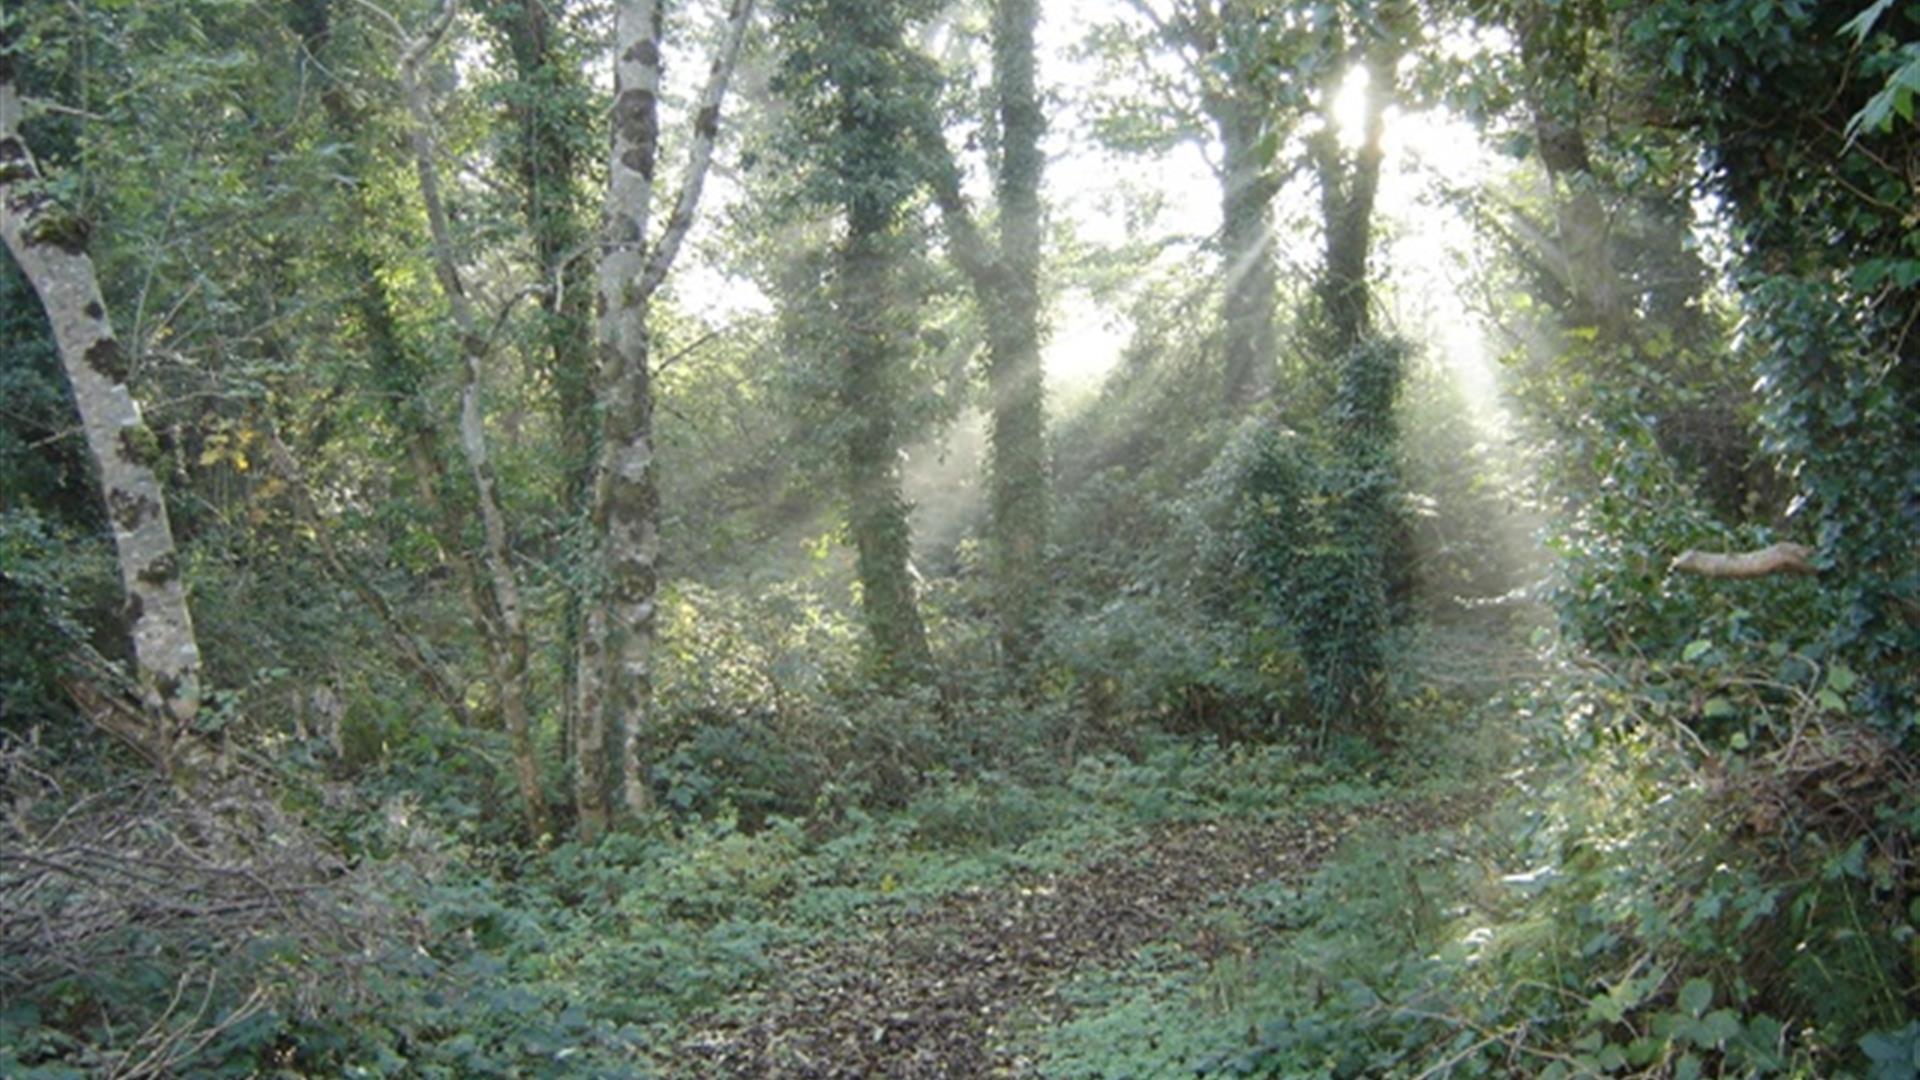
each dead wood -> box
[1670,542,1817,580]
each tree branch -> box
[913,114,1000,294]
[636,0,758,300]
[1670,542,1818,580]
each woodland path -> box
[674,793,1482,1077]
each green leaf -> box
[1842,0,1898,43]
[1683,639,1713,663]
[1828,663,1859,692]
[1679,977,1713,1018]
[1698,1009,1743,1048]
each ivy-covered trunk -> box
[0,72,203,750]
[1213,91,1280,406]
[985,0,1048,679]
[480,0,599,780]
[1303,29,1401,738]
[839,207,935,681]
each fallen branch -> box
[1670,542,1817,580]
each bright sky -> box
[668,2,1516,440]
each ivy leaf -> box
[1679,977,1713,1018]
[1859,1020,1920,1079]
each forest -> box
[1,0,1917,1075]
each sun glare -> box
[1331,65,1374,151]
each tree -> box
[376,0,550,842]
[578,0,757,837]
[0,37,203,761]
[283,0,489,728]
[477,0,599,766]
[1106,0,1307,406]
[774,0,939,684]
[918,0,1050,678]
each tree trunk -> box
[0,73,203,754]
[481,0,599,769]
[1213,93,1280,406]
[397,0,551,843]
[919,0,1050,680]
[1670,543,1817,580]
[289,0,501,727]
[1314,46,1392,358]
[839,207,935,682]
[580,0,755,837]
[1305,26,1402,739]
[987,0,1049,678]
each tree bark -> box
[1670,543,1817,580]
[480,0,599,800]
[579,0,755,837]
[1313,44,1393,358]
[985,0,1050,678]
[1211,82,1280,406]
[839,206,936,681]
[396,0,551,843]
[920,0,1050,680]
[0,72,203,753]
[289,0,501,727]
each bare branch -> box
[1670,542,1818,580]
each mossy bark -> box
[480,0,600,792]
[0,77,203,752]
[984,0,1050,680]
[580,0,754,836]
[398,1,551,844]
[838,210,935,682]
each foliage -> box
[1239,338,1410,742]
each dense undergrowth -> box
[0,691,1458,1078]
[18,639,1914,1079]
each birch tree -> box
[0,47,203,756]
[577,0,757,838]
[380,0,551,842]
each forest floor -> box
[673,787,1491,1077]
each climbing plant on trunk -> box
[918,0,1050,680]
[775,0,940,685]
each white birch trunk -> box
[580,0,754,835]
[0,79,202,741]
[396,1,551,842]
